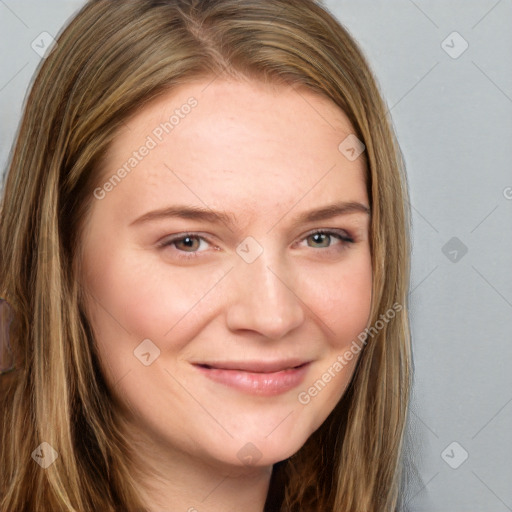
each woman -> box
[0,0,412,510]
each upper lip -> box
[192,359,311,373]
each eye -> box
[299,229,354,252]
[157,229,355,261]
[156,233,213,260]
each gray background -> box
[1,1,511,510]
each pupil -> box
[313,233,327,246]
[178,236,197,251]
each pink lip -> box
[193,361,311,396]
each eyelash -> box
[156,229,355,261]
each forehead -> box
[94,78,368,229]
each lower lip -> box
[194,363,311,396]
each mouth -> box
[191,359,312,396]
[194,359,310,373]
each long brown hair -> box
[0,1,412,510]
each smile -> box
[192,361,312,396]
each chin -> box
[224,428,312,469]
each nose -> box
[225,244,305,340]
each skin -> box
[79,77,372,512]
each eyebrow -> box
[129,200,370,229]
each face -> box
[79,78,372,472]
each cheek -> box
[302,250,373,344]
[80,248,223,427]
[291,249,371,417]
[81,243,226,358]
[293,258,371,434]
